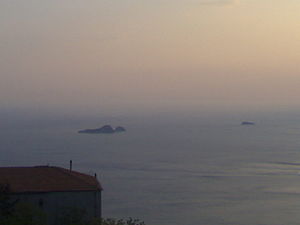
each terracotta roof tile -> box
[0,166,102,193]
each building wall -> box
[13,190,101,225]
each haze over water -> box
[2,0,300,224]
[1,0,300,115]
[2,112,300,225]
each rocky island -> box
[241,121,255,126]
[78,125,126,134]
[115,126,126,132]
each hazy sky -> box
[1,0,300,116]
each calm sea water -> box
[2,113,300,225]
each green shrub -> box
[59,207,87,225]
[90,217,145,225]
[5,202,47,225]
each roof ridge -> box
[52,167,101,190]
[0,166,103,193]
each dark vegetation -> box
[0,184,144,225]
[0,184,46,225]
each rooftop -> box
[0,166,102,193]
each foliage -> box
[1,184,145,225]
[90,217,145,225]
[59,207,87,225]
[60,208,146,225]
[0,184,46,225]
[5,202,47,225]
[0,184,17,219]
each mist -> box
[1,0,300,117]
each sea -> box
[2,111,300,225]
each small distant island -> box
[78,125,126,134]
[241,121,255,126]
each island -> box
[241,121,255,126]
[115,126,126,132]
[78,125,126,134]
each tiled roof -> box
[0,166,102,193]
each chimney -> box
[70,160,72,171]
[94,173,97,179]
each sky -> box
[1,0,300,116]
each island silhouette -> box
[78,125,126,134]
[241,121,255,126]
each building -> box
[0,165,102,225]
